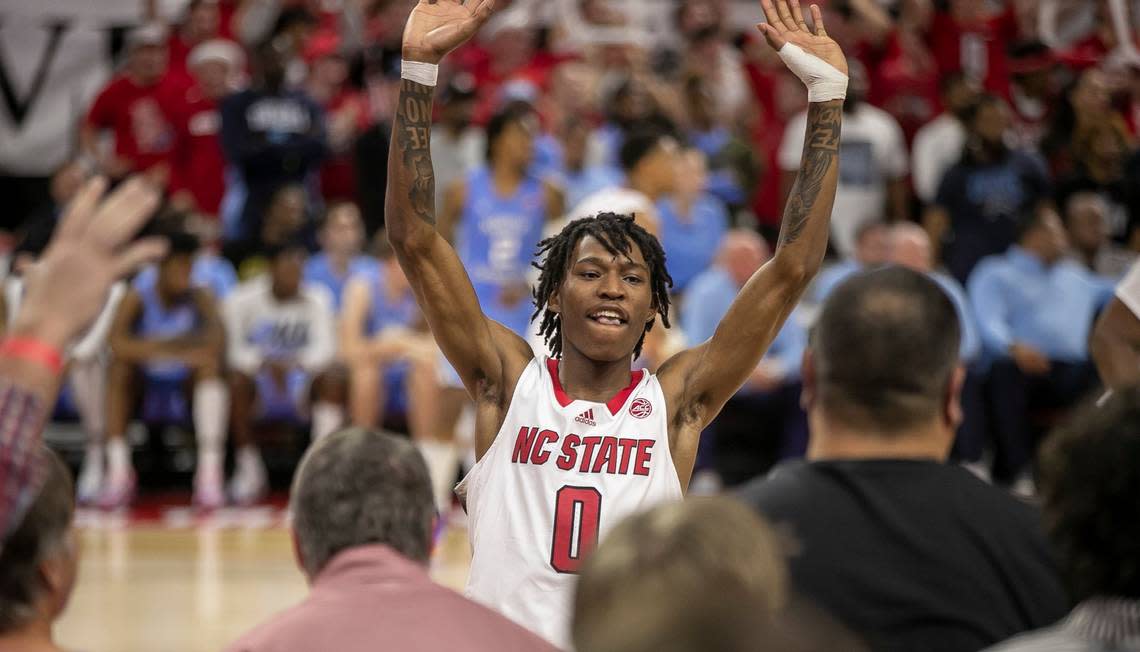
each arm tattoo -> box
[777,102,841,248]
[393,79,437,226]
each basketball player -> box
[104,231,228,508]
[303,201,379,310]
[223,240,343,504]
[339,241,446,508]
[431,100,564,504]
[387,0,847,646]
[439,99,563,339]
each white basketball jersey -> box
[461,356,683,649]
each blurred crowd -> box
[0,0,1137,500]
[4,2,1140,652]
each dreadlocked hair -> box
[531,212,672,360]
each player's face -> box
[158,255,194,297]
[550,235,656,363]
[500,118,536,169]
[271,250,306,298]
[322,206,364,256]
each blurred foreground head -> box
[1038,387,1140,601]
[0,449,77,639]
[572,497,787,652]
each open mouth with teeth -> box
[588,310,628,326]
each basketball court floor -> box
[55,497,472,652]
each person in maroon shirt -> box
[167,39,245,219]
[80,24,177,184]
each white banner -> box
[0,0,191,176]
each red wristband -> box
[0,337,64,375]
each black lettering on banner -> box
[0,21,68,128]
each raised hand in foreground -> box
[12,177,167,350]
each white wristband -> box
[401,60,438,87]
[777,43,848,103]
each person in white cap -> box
[167,38,245,220]
[80,23,175,182]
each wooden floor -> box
[55,506,472,652]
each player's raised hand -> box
[757,0,847,77]
[402,0,497,65]
[13,176,167,348]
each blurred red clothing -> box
[744,62,791,229]
[165,2,241,92]
[319,89,371,201]
[928,7,1019,99]
[861,30,940,144]
[453,42,567,124]
[85,76,177,174]
[163,84,226,216]
[167,33,196,92]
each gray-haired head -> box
[0,448,76,633]
[291,428,434,577]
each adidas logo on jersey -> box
[574,409,596,427]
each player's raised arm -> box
[384,0,530,398]
[660,0,845,432]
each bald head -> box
[853,220,889,266]
[718,229,771,287]
[888,223,933,273]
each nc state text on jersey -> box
[510,426,655,476]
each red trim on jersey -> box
[546,358,645,415]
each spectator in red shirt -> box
[304,31,370,203]
[927,0,1020,99]
[454,15,561,125]
[167,39,245,219]
[165,0,225,93]
[80,23,176,184]
[1007,42,1058,150]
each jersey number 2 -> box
[550,485,602,574]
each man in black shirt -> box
[737,267,1069,652]
[923,95,1051,285]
